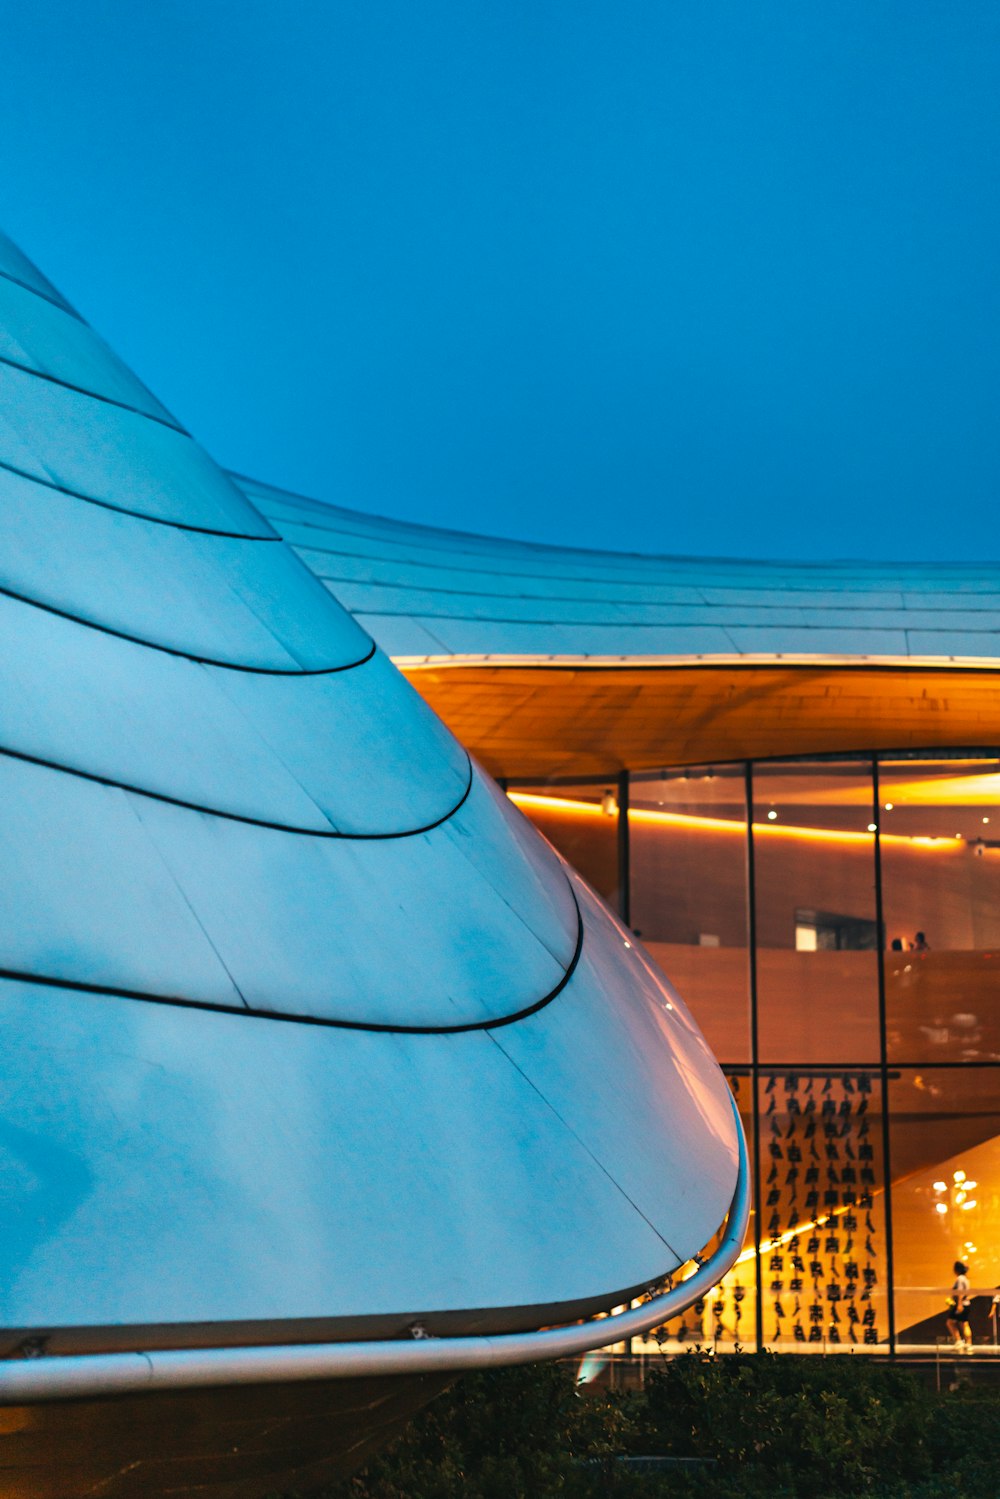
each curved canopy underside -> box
[398,660,1000,779]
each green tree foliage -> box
[275,1353,1000,1499]
[326,1361,634,1499]
[635,1350,930,1490]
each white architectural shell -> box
[0,229,742,1395]
[239,471,1000,668]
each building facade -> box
[0,232,743,1496]
[246,473,1000,1359]
[2,218,997,1495]
[511,757,1000,1356]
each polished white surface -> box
[205,650,470,833]
[0,361,272,534]
[0,227,742,1357]
[0,756,245,1005]
[0,1095,750,1397]
[125,767,577,1024]
[0,596,465,833]
[240,475,1000,665]
[0,466,371,668]
[0,755,577,1026]
[0,230,73,310]
[0,274,177,425]
[0,876,737,1336]
[494,879,738,1260]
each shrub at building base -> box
[275,1351,1000,1499]
[635,1351,929,1493]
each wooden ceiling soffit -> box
[399,662,1000,779]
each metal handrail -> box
[0,1092,750,1402]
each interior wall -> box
[514,754,1000,1354]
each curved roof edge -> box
[234,472,1000,777]
[234,472,1000,672]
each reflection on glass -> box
[511,756,1000,1363]
[631,1073,756,1355]
[629,766,750,1063]
[508,783,620,910]
[880,759,1000,1063]
[753,762,879,1064]
[890,1067,1000,1352]
[757,1069,887,1351]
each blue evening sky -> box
[3,2,998,560]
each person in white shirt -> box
[947,1260,973,1352]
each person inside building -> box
[946,1260,973,1352]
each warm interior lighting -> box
[734,1197,861,1266]
[877,771,1000,808]
[508,792,967,850]
[401,664,1000,783]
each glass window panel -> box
[753,761,880,1064]
[890,1066,1000,1354]
[758,1068,888,1352]
[631,1072,757,1355]
[508,783,621,910]
[629,765,750,1063]
[880,758,1000,1063]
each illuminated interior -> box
[511,753,1000,1354]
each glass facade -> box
[753,761,880,1066]
[511,752,1000,1356]
[629,767,750,1063]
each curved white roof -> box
[238,471,1000,668]
[0,229,738,1352]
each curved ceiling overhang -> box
[399,657,1000,779]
